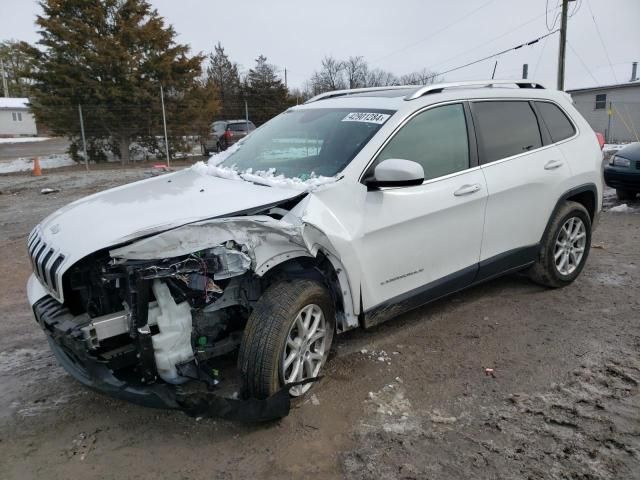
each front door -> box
[355,103,488,323]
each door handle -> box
[544,159,564,170]
[454,184,482,196]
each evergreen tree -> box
[206,42,243,119]
[26,0,216,163]
[0,40,37,97]
[244,55,289,126]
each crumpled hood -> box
[35,168,303,272]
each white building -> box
[567,63,640,143]
[0,97,38,137]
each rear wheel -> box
[528,201,591,288]
[616,189,637,201]
[238,280,334,399]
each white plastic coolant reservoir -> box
[149,280,194,384]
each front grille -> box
[27,229,65,299]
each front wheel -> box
[238,280,335,399]
[528,201,592,288]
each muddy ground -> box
[0,167,639,479]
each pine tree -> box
[206,42,243,119]
[244,55,290,126]
[0,40,36,97]
[26,0,217,163]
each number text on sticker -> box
[342,112,390,125]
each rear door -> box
[471,100,573,276]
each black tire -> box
[238,280,335,399]
[616,189,637,201]
[215,142,222,153]
[528,201,592,288]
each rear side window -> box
[472,101,542,163]
[535,102,576,143]
[375,103,469,181]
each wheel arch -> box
[541,183,598,243]
[259,250,358,333]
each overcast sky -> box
[1,0,638,91]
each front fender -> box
[110,216,313,277]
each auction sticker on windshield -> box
[342,112,390,124]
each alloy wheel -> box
[281,304,328,396]
[554,216,587,275]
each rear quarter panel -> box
[555,98,604,214]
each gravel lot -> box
[0,166,639,479]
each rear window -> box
[228,123,249,132]
[535,101,576,143]
[472,101,542,164]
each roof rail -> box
[404,80,545,101]
[304,85,416,104]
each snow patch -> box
[608,203,638,213]
[0,136,50,144]
[0,154,75,174]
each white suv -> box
[27,80,603,420]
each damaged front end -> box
[32,215,317,422]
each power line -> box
[532,33,550,79]
[584,0,618,83]
[546,0,562,31]
[421,3,563,74]
[372,0,497,64]
[434,30,559,77]
[567,40,600,86]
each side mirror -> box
[365,158,424,190]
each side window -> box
[595,94,606,109]
[472,101,542,164]
[535,101,576,143]
[375,103,469,181]
[12,112,17,121]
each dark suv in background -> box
[202,120,256,154]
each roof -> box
[0,97,29,109]
[567,81,640,94]
[296,80,567,112]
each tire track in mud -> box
[342,342,640,480]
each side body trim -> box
[362,245,539,329]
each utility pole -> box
[0,59,9,97]
[491,61,498,79]
[284,68,288,89]
[78,104,89,171]
[244,98,249,130]
[160,84,170,168]
[557,0,575,90]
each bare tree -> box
[305,56,440,94]
[365,68,398,87]
[344,56,368,89]
[399,68,439,85]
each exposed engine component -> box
[149,280,194,384]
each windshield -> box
[217,108,395,178]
